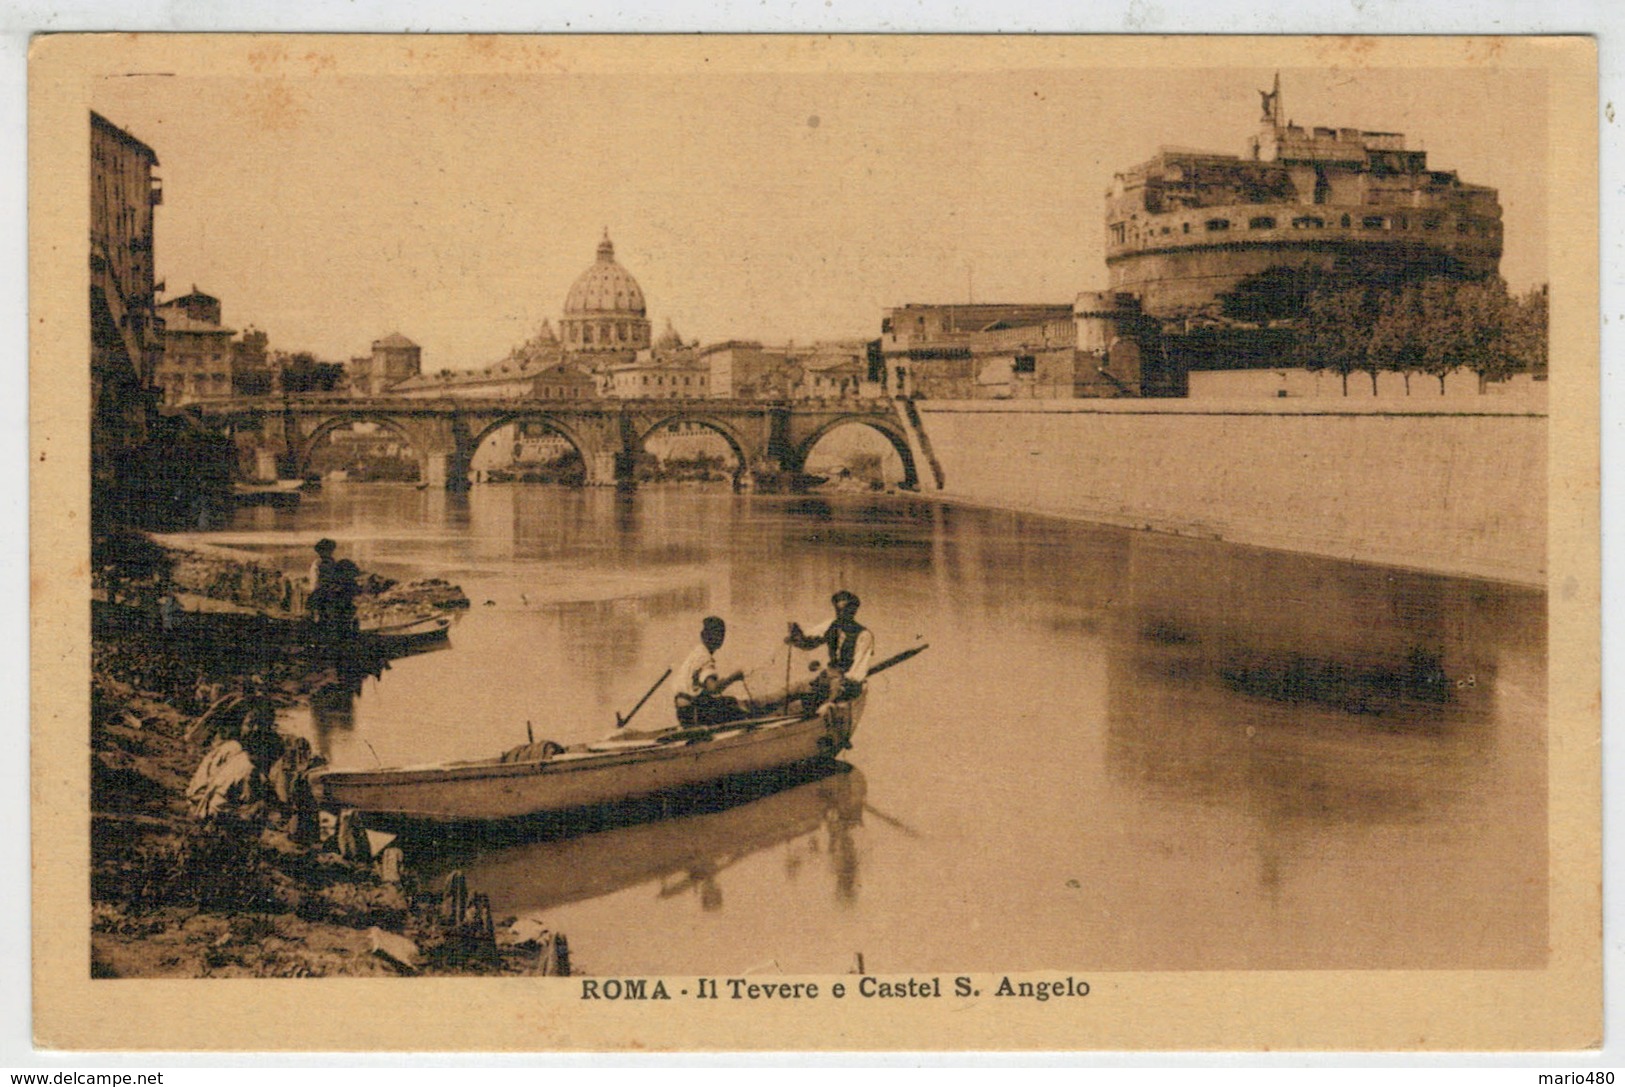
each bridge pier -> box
[422,451,472,491]
[582,450,621,487]
[252,448,280,484]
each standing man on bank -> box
[305,538,338,626]
[787,590,875,711]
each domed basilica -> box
[560,229,652,355]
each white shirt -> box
[802,618,875,682]
[676,642,720,700]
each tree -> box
[1367,283,1426,394]
[1507,284,1549,380]
[1416,277,1516,393]
[280,352,347,394]
[1295,286,1377,395]
[1292,275,1543,396]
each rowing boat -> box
[92,593,454,656]
[311,693,866,823]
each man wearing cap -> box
[787,590,875,711]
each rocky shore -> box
[90,535,568,979]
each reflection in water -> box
[310,679,358,732]
[253,483,1545,973]
[411,763,866,917]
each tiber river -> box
[203,482,1547,976]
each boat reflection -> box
[410,762,867,915]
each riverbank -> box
[89,535,569,978]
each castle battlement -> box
[1103,77,1502,319]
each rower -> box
[786,590,874,712]
[672,616,748,729]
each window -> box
[1340,214,1351,228]
[1205,219,1230,232]
[1013,355,1036,374]
[1422,216,1442,231]
[1362,215,1388,230]
[1182,222,1191,234]
[1248,216,1276,230]
[1291,216,1324,229]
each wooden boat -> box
[230,480,305,508]
[311,693,866,823]
[92,592,453,656]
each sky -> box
[90,54,1549,371]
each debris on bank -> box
[89,533,557,979]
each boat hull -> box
[92,597,451,656]
[312,695,863,823]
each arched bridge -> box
[187,395,921,491]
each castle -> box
[1105,75,1503,322]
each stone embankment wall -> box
[914,398,1546,586]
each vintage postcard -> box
[30,34,1598,1051]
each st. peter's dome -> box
[561,230,651,353]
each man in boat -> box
[672,616,748,729]
[786,590,874,712]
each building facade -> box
[1104,77,1503,320]
[90,111,163,503]
[878,303,1076,399]
[349,332,423,396]
[153,288,236,405]
[598,353,710,399]
[392,360,595,400]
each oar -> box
[865,643,928,677]
[783,624,795,712]
[616,667,673,729]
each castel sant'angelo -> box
[1105,76,1503,324]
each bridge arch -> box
[634,413,756,478]
[793,414,919,490]
[466,412,601,484]
[296,413,427,481]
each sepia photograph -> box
[29,34,1598,1051]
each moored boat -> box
[92,592,453,656]
[230,480,305,508]
[311,693,866,823]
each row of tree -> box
[230,328,347,396]
[1221,268,1548,395]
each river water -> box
[209,482,1547,975]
